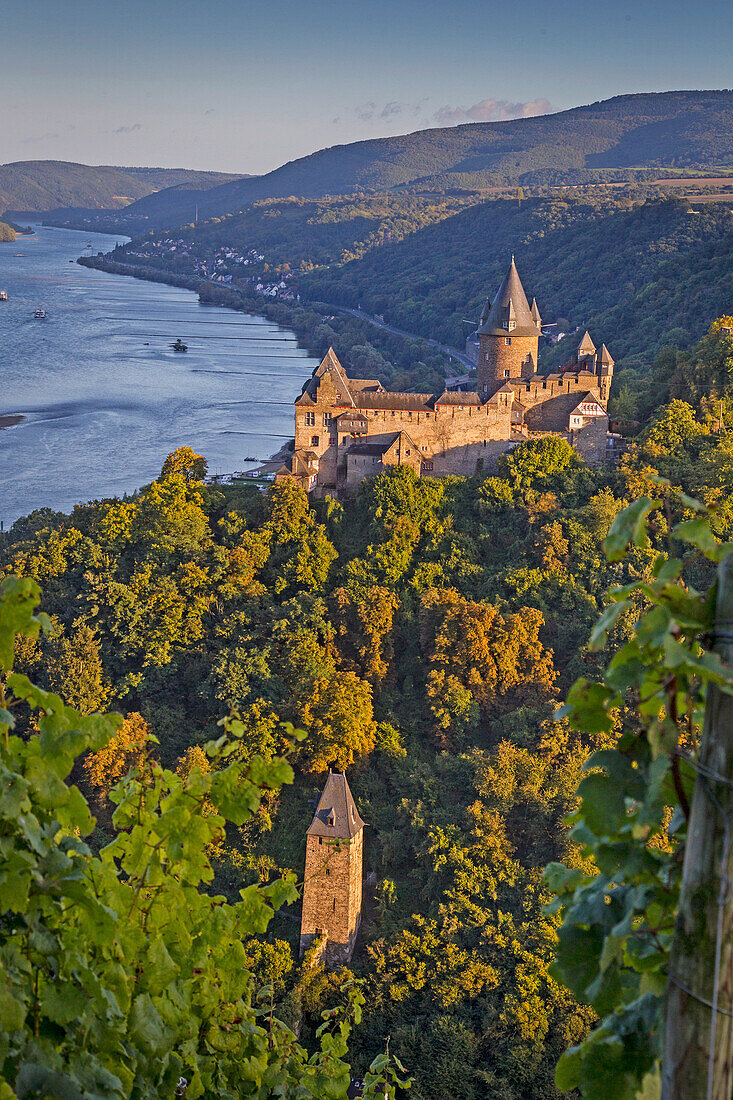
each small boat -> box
[34,308,46,319]
[85,242,92,249]
[0,291,8,301]
[170,338,188,353]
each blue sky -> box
[5,0,732,173]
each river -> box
[0,225,317,527]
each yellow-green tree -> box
[300,671,376,772]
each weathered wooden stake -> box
[662,552,733,1100]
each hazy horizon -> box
[5,0,733,175]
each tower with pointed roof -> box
[477,257,541,398]
[300,772,365,967]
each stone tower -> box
[477,257,541,398]
[300,772,364,967]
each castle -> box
[277,258,615,492]
[300,772,364,968]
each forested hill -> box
[0,161,244,216]
[108,91,733,230]
[305,195,733,394]
[4,320,733,1097]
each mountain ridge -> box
[103,90,733,231]
[0,160,246,216]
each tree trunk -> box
[662,552,733,1100]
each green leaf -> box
[673,516,733,561]
[129,993,170,1057]
[590,600,630,651]
[603,497,658,562]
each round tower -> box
[477,258,541,398]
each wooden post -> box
[662,552,733,1099]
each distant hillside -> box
[0,161,244,215]
[107,91,733,231]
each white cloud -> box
[433,97,552,125]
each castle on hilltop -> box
[277,258,615,492]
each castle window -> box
[505,338,511,346]
[323,413,333,427]
[305,411,316,426]
[311,435,320,446]
[504,370,510,378]
[327,810,335,827]
[333,898,336,912]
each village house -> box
[277,258,615,492]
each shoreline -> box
[0,414,24,431]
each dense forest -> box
[84,91,733,231]
[3,320,733,1099]
[307,195,733,383]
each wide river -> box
[0,225,317,526]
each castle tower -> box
[595,343,615,403]
[477,258,541,398]
[300,772,364,968]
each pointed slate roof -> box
[577,330,596,357]
[312,347,355,406]
[307,772,364,840]
[478,258,541,338]
[597,343,614,366]
[531,298,542,328]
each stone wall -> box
[513,372,611,409]
[569,417,609,464]
[300,830,363,966]
[478,333,538,395]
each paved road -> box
[327,304,476,378]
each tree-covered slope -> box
[0,160,243,215]
[305,195,733,382]
[114,91,733,230]
[4,322,733,1096]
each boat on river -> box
[0,291,8,301]
[170,338,188,352]
[34,308,46,319]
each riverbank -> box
[77,254,453,393]
[1,225,315,525]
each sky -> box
[4,0,733,175]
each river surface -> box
[0,225,317,526]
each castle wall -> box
[431,438,518,476]
[569,418,609,464]
[300,830,363,967]
[346,443,422,490]
[513,373,611,408]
